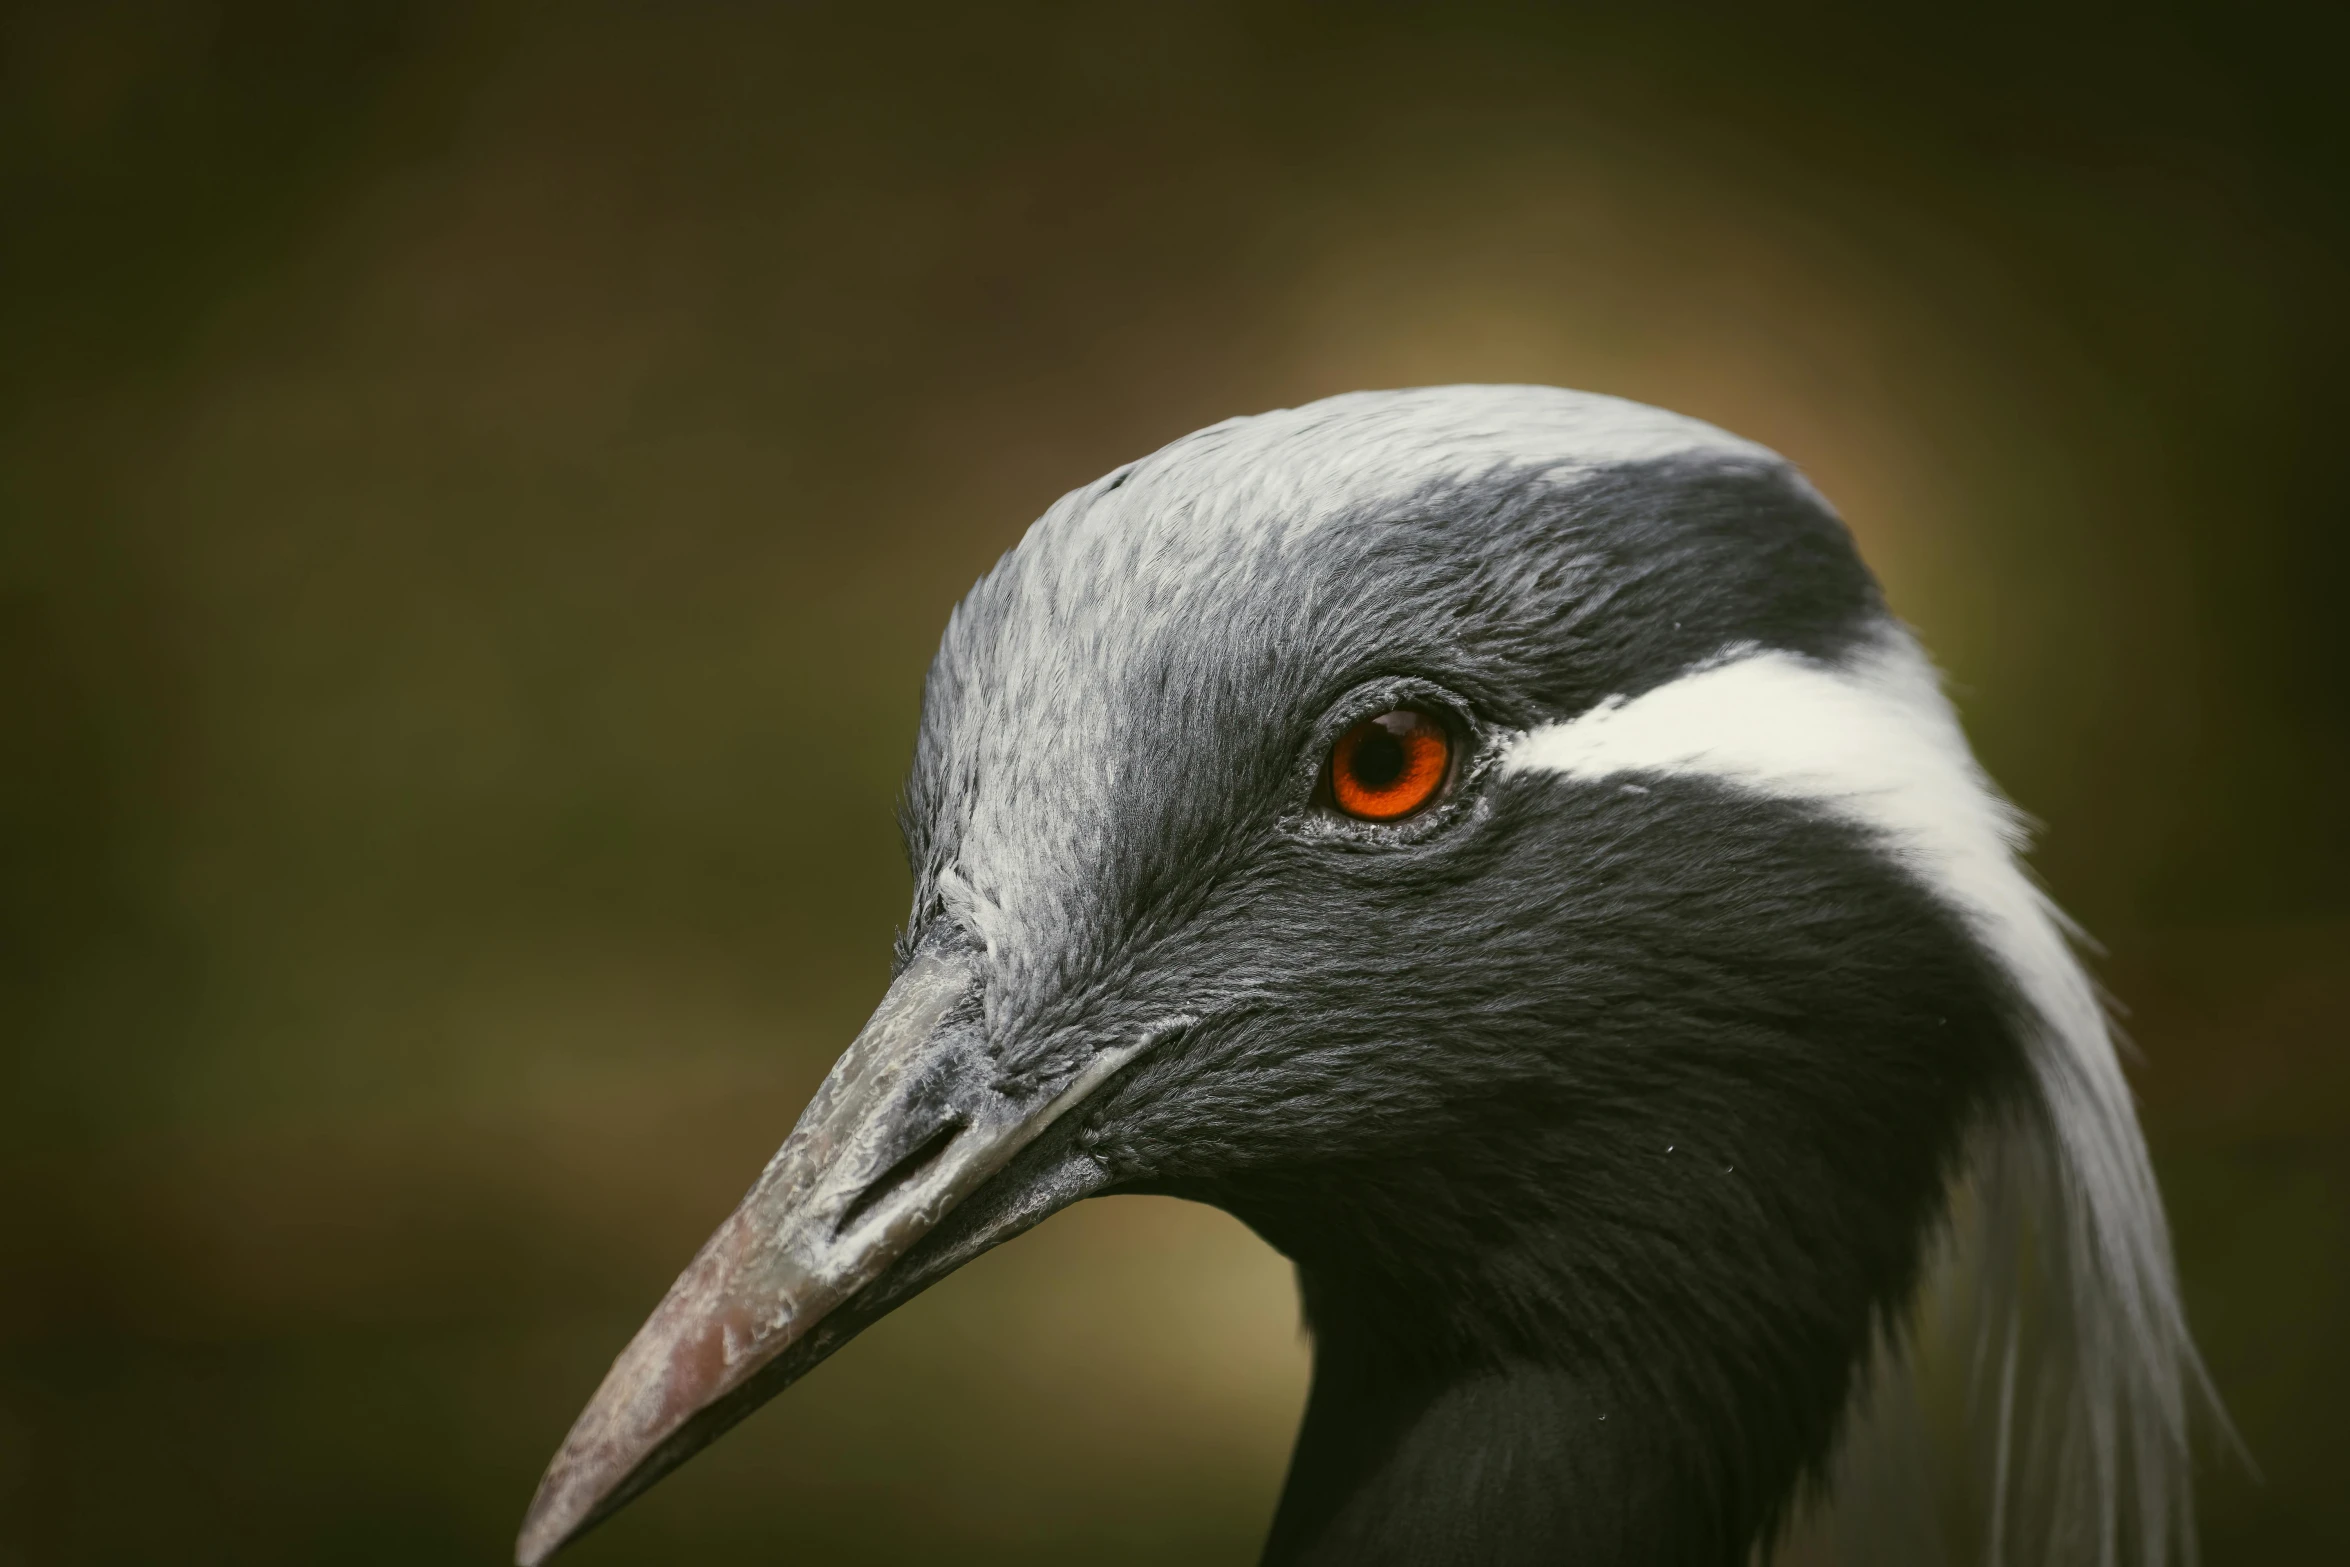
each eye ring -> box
[1327,708,1453,821]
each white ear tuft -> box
[1511,629,2212,1566]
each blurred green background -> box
[2,3,2344,1563]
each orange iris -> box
[1330,709,1451,821]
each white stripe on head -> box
[1505,631,2207,1567]
[1505,634,2020,916]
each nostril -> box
[835,1117,966,1237]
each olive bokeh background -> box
[3,4,2345,1563]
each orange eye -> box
[1329,709,1452,821]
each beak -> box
[515,944,1144,1565]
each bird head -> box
[518,387,2201,1565]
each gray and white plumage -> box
[519,385,2209,1566]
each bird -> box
[515,385,2210,1566]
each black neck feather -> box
[1107,774,2032,1565]
[1259,1268,1762,1567]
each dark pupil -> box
[1349,727,1407,790]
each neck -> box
[1260,1268,1791,1567]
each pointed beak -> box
[515,945,1142,1565]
